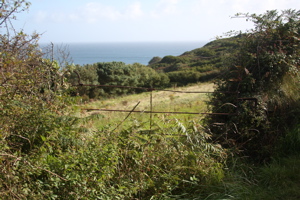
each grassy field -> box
[76,82,215,131]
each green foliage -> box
[68,62,170,99]
[167,70,220,85]
[149,37,240,85]
[69,64,104,98]
[0,32,67,153]
[195,65,214,72]
[254,155,300,199]
[114,119,226,199]
[193,47,216,57]
[167,70,202,85]
[148,56,162,65]
[1,114,227,199]
[2,3,299,198]
[133,62,170,88]
[196,154,300,200]
[160,55,190,65]
[277,124,300,155]
[206,9,300,161]
[0,1,76,198]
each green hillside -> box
[149,36,241,85]
[66,36,243,100]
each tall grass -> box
[2,81,299,199]
[58,82,230,199]
[73,81,300,199]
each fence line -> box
[77,83,239,116]
[67,71,242,132]
[73,83,238,94]
[84,108,237,116]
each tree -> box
[133,62,170,88]
[96,62,140,95]
[206,9,300,161]
[0,0,30,28]
[68,64,104,99]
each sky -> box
[12,0,300,43]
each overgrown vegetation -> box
[205,9,300,162]
[1,1,300,199]
[148,36,240,85]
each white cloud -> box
[81,2,144,23]
[82,2,122,22]
[35,11,47,23]
[125,2,143,19]
[160,0,180,14]
[151,0,180,18]
[51,12,67,23]
[27,0,300,43]
[33,2,144,24]
[190,0,297,17]
[230,0,270,14]
[68,13,79,21]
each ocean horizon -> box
[41,41,207,66]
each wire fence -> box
[68,70,243,129]
[66,66,259,130]
[74,83,239,116]
[74,83,238,94]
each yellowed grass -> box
[81,82,214,115]
[76,82,215,130]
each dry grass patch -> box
[81,82,214,113]
[76,82,215,130]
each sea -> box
[41,41,207,66]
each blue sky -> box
[13,0,300,43]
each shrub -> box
[205,9,300,161]
[148,56,162,65]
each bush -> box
[67,62,171,98]
[148,56,162,65]
[205,9,300,161]
[160,55,189,64]
[167,71,201,85]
